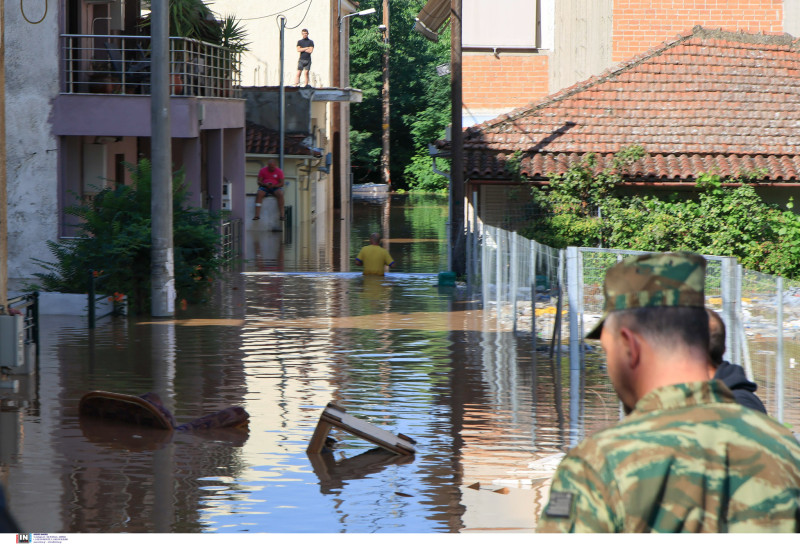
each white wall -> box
[6,4,61,280]
[784,0,800,37]
[211,0,336,88]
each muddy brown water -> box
[1,193,619,533]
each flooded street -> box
[1,193,619,533]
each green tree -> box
[349,0,451,191]
[29,160,224,314]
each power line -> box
[285,0,313,29]
[240,0,310,22]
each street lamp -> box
[339,7,377,32]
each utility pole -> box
[381,0,390,187]
[279,16,286,170]
[0,0,8,314]
[151,0,175,316]
[450,0,465,275]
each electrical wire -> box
[240,0,309,22]
[20,0,47,24]
[285,0,313,29]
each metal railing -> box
[61,34,242,98]
[472,225,800,434]
[4,293,39,357]
[220,217,242,264]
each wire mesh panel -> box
[739,270,800,427]
[475,227,800,431]
[780,277,800,427]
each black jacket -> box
[0,485,20,533]
[714,360,767,414]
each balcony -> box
[61,34,242,98]
[54,34,245,138]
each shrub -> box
[29,159,222,313]
[521,147,800,279]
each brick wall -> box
[463,54,550,111]
[613,0,784,61]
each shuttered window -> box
[463,0,540,49]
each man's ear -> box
[618,327,642,370]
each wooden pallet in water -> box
[307,402,416,456]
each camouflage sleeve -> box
[537,453,620,532]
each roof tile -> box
[460,26,800,182]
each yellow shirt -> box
[356,245,394,275]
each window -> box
[463,0,553,50]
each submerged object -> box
[307,402,416,456]
[79,391,249,432]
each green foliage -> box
[404,152,449,193]
[140,0,249,50]
[29,160,223,314]
[349,0,451,190]
[506,150,524,181]
[522,147,800,278]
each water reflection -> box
[1,193,620,533]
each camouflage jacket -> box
[537,381,800,532]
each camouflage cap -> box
[585,252,706,339]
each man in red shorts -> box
[253,159,285,224]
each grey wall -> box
[549,0,614,94]
[242,89,311,133]
[6,4,61,280]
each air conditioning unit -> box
[221,181,232,210]
[0,314,25,369]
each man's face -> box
[267,162,276,171]
[600,315,636,412]
[302,31,308,39]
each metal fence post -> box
[720,257,738,366]
[531,239,537,350]
[566,246,583,446]
[33,291,40,356]
[482,226,491,313]
[88,270,96,329]
[496,229,503,330]
[466,193,473,292]
[511,232,518,333]
[776,276,785,423]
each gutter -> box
[466,179,800,187]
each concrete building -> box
[417,0,800,127]
[213,0,367,270]
[6,0,246,283]
[417,0,800,229]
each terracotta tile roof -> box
[459,26,800,183]
[245,121,314,156]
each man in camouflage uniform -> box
[537,252,800,533]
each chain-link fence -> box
[469,223,800,431]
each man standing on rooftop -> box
[294,29,314,87]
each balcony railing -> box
[61,34,242,98]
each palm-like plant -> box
[140,0,248,51]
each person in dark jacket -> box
[0,484,21,533]
[707,309,767,413]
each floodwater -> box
[1,193,619,533]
